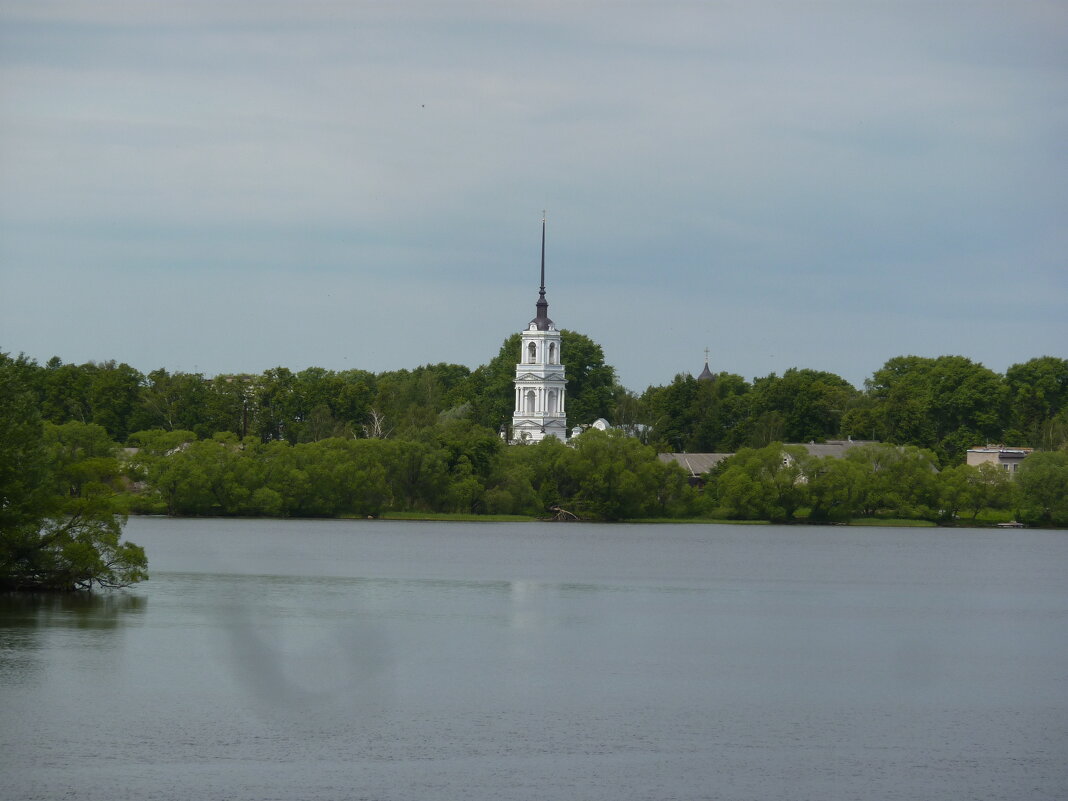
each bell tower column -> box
[511,216,568,444]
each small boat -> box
[996,521,1025,528]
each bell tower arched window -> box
[548,342,556,364]
[527,342,536,364]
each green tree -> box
[87,361,145,442]
[0,358,147,591]
[1015,451,1068,525]
[641,374,700,452]
[748,369,858,444]
[712,443,808,522]
[844,443,940,518]
[1004,357,1068,448]
[802,455,869,522]
[540,429,690,521]
[128,369,209,436]
[559,330,616,429]
[0,356,55,537]
[39,358,93,424]
[937,462,1013,521]
[855,355,1008,464]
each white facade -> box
[511,219,568,444]
[512,322,568,443]
[966,445,1033,474]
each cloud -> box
[0,1,1065,392]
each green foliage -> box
[849,355,1008,464]
[9,342,1068,527]
[641,371,752,452]
[748,369,860,444]
[564,429,692,520]
[843,443,940,519]
[0,356,146,591]
[714,444,808,522]
[1004,357,1068,449]
[559,330,616,429]
[494,430,693,520]
[802,456,870,522]
[937,462,1013,521]
[703,441,942,523]
[0,356,55,536]
[1015,451,1068,525]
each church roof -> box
[529,217,554,331]
[696,362,714,381]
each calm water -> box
[2,519,1066,801]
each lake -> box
[1,518,1066,800]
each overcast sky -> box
[1,1,1065,392]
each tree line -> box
[639,355,1068,465]
[3,345,1065,468]
[704,441,1068,526]
[2,340,1067,590]
[124,423,693,521]
[3,345,1068,594]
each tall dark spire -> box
[531,214,553,331]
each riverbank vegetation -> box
[2,346,1067,532]
[0,362,147,591]
[81,425,1068,528]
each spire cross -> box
[704,346,710,364]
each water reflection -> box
[0,591,146,632]
[0,592,146,685]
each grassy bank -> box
[371,511,539,522]
[846,518,939,527]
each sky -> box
[1,1,1065,392]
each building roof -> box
[798,439,878,458]
[658,453,733,476]
[530,217,554,331]
[696,361,714,381]
[659,440,881,477]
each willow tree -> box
[0,355,147,591]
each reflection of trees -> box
[0,593,146,685]
[0,592,146,633]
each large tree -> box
[0,356,147,591]
[748,368,859,444]
[1016,451,1068,525]
[1004,356,1068,449]
[850,355,1008,464]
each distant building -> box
[571,417,611,439]
[793,439,879,459]
[511,218,568,444]
[658,453,733,485]
[966,445,1033,474]
[660,440,881,486]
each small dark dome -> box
[697,362,714,381]
[530,295,552,330]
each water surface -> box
[2,519,1065,800]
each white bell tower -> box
[512,218,567,443]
